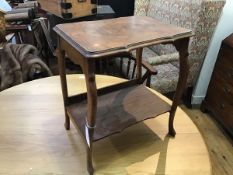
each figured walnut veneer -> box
[54,16,192,58]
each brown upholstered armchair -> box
[121,0,225,94]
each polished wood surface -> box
[183,106,233,175]
[54,16,192,174]
[67,85,171,141]
[0,75,211,175]
[54,16,192,58]
[37,0,96,19]
[202,34,233,137]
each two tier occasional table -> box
[54,16,192,174]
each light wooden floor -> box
[0,75,211,175]
[181,106,233,175]
[0,75,232,174]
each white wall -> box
[191,0,233,105]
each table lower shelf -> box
[66,85,171,141]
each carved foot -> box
[64,114,70,130]
[168,128,176,137]
[87,162,94,175]
[64,122,70,130]
[168,112,176,137]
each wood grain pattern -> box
[37,0,96,19]
[67,85,171,141]
[38,0,61,16]
[202,34,233,137]
[53,16,192,58]
[67,0,96,18]
[0,75,211,175]
[181,105,233,175]
[82,59,97,174]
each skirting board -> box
[191,94,205,106]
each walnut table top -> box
[54,16,192,58]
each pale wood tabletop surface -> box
[0,75,211,175]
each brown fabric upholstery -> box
[0,43,52,91]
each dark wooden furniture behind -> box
[46,5,115,48]
[37,0,97,19]
[202,34,233,137]
[54,16,192,175]
[99,0,135,17]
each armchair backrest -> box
[134,0,150,16]
[134,0,226,84]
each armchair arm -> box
[127,52,157,87]
[141,60,157,87]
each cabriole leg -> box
[83,59,97,174]
[169,38,190,137]
[57,39,70,130]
